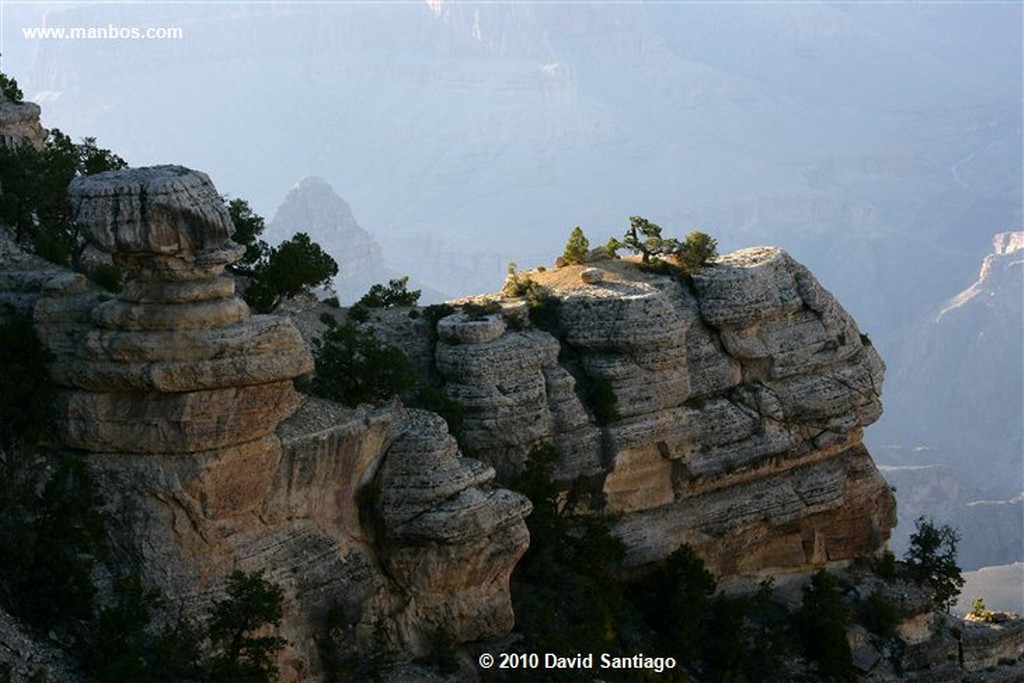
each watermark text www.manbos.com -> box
[22,24,184,41]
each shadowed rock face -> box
[432,249,895,581]
[7,165,531,680]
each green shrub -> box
[675,231,718,274]
[619,216,681,263]
[905,517,964,613]
[243,232,338,313]
[0,451,107,633]
[0,314,54,449]
[872,550,897,580]
[0,128,124,267]
[797,570,854,682]
[86,262,124,293]
[461,300,502,319]
[509,445,640,680]
[0,71,23,102]
[350,276,421,320]
[562,226,590,265]
[411,386,465,448]
[501,262,531,298]
[84,576,200,683]
[584,377,619,426]
[860,588,898,638]
[309,321,415,406]
[632,545,716,664]
[206,571,287,683]
[226,198,269,276]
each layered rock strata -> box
[7,165,531,680]
[56,165,311,452]
[0,96,45,150]
[433,250,896,579]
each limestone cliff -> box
[2,155,1021,679]
[2,165,530,681]
[428,251,895,581]
[0,97,44,150]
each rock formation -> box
[269,176,390,302]
[0,96,44,150]
[3,154,1018,679]
[433,250,895,580]
[6,165,530,680]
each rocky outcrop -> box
[433,251,895,579]
[54,165,311,453]
[269,176,390,302]
[4,165,530,681]
[0,96,44,150]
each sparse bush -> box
[412,386,465,448]
[461,300,502,319]
[674,230,718,274]
[797,570,854,682]
[243,232,338,313]
[0,314,54,449]
[619,216,681,263]
[0,128,124,267]
[309,321,415,406]
[562,226,590,265]
[905,517,965,613]
[0,451,107,634]
[86,262,124,293]
[860,588,899,638]
[84,576,201,683]
[509,445,641,680]
[422,303,456,326]
[347,276,421,321]
[227,198,269,276]
[873,550,897,580]
[205,570,288,683]
[501,262,531,298]
[583,377,619,426]
[0,71,23,102]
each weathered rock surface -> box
[0,166,531,680]
[432,253,895,579]
[50,166,312,453]
[0,96,44,150]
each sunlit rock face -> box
[55,165,312,453]
[433,249,895,581]
[1,165,530,681]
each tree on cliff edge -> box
[905,517,965,613]
[226,199,338,313]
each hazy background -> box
[2,1,1021,600]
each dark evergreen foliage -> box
[243,232,338,313]
[206,571,288,683]
[905,517,965,613]
[0,128,125,267]
[0,70,23,102]
[562,226,590,265]
[797,570,855,682]
[309,320,415,406]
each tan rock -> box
[434,249,895,577]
